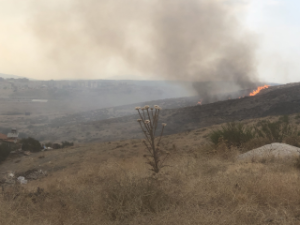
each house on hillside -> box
[7,129,19,143]
[0,132,16,144]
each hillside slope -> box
[25,82,300,142]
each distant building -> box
[32,99,48,103]
[0,132,15,144]
[7,128,19,143]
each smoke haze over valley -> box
[28,0,259,97]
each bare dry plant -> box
[135,105,168,173]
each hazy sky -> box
[246,0,300,84]
[0,0,298,84]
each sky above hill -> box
[246,0,300,84]
[0,0,298,84]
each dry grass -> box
[2,154,300,224]
[2,117,300,224]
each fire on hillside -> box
[249,85,270,96]
[196,85,270,105]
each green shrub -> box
[61,141,74,148]
[21,137,41,152]
[45,142,52,147]
[0,143,12,162]
[52,143,62,149]
[209,122,255,148]
[209,115,299,150]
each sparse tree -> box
[135,105,168,173]
[21,137,41,152]
[0,143,12,162]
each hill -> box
[24,82,300,143]
[0,73,28,79]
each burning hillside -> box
[249,85,270,96]
[23,82,300,143]
[197,84,271,105]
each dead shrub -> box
[241,137,272,152]
[284,135,300,147]
[101,177,173,221]
[254,115,295,142]
[135,105,169,173]
[295,154,300,169]
[213,141,239,160]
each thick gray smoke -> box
[30,0,258,97]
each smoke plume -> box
[30,0,258,96]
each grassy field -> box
[2,115,300,224]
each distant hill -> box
[28,82,300,143]
[0,73,28,79]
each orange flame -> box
[249,85,270,96]
[197,100,202,105]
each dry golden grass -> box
[2,116,300,224]
[2,152,300,225]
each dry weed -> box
[135,105,168,173]
[101,176,174,221]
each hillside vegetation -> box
[2,114,300,224]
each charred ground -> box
[21,82,300,143]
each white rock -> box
[238,143,300,161]
[8,172,15,178]
[17,176,28,184]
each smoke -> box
[30,0,258,96]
